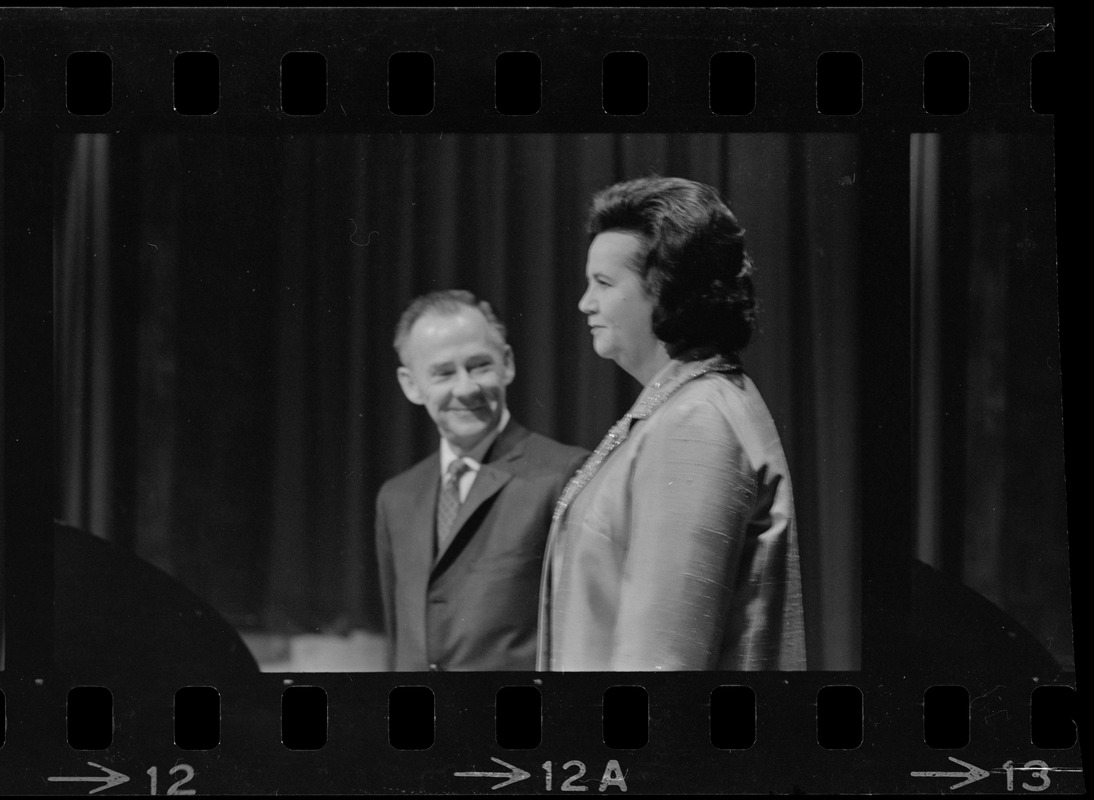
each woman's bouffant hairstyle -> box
[587,176,756,358]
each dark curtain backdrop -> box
[56,133,864,670]
[1,133,5,670]
[912,133,1070,669]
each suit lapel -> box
[431,422,528,576]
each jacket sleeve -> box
[374,489,397,671]
[609,398,759,671]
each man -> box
[375,290,587,671]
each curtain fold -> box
[56,135,113,541]
[56,133,867,669]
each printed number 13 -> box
[1003,760,1051,792]
[147,765,196,795]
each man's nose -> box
[452,369,482,397]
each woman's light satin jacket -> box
[538,357,807,671]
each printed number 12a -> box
[147,765,196,795]
[542,760,628,792]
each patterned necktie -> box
[436,457,471,553]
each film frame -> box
[0,6,1077,795]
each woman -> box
[538,176,806,671]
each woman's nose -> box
[578,285,595,314]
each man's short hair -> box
[393,290,509,363]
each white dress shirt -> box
[439,408,511,503]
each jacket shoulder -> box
[658,372,768,427]
[648,372,786,467]
[523,430,588,461]
[518,431,588,476]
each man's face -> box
[397,307,515,454]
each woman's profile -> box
[538,176,807,671]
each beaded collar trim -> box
[552,356,741,522]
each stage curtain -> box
[911,133,1069,668]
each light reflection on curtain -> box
[56,135,114,540]
[56,134,865,669]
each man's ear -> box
[397,366,425,405]
[501,344,516,386]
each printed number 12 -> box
[147,765,197,795]
[542,761,587,791]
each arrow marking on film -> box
[47,762,130,794]
[911,756,990,790]
[454,757,531,790]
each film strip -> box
[0,7,1076,795]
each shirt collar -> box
[440,407,511,474]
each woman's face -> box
[579,231,663,376]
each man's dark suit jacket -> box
[375,420,587,671]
